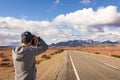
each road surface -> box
[2,50,120,80]
[56,50,120,80]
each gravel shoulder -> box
[36,51,68,80]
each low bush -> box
[111,54,120,58]
[41,54,47,58]
[8,62,13,67]
[35,60,41,64]
[0,62,9,66]
[50,49,64,56]
[0,53,5,58]
[41,54,51,59]
[51,53,55,55]
[0,62,13,67]
[57,49,64,53]
[0,53,3,56]
[2,58,10,61]
[94,52,100,54]
[46,55,51,59]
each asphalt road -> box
[56,53,77,80]
[56,50,120,80]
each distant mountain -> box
[102,40,118,44]
[50,40,118,47]
[0,46,12,48]
[9,42,20,47]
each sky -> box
[0,0,120,46]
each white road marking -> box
[83,53,119,70]
[69,53,80,80]
[103,63,118,69]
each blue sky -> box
[0,0,119,20]
[0,0,120,46]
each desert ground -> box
[0,44,120,80]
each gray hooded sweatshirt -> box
[12,40,48,80]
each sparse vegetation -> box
[0,57,13,67]
[49,49,64,56]
[0,61,13,67]
[111,54,120,58]
[0,53,5,58]
[57,49,64,53]
[0,62,9,66]
[35,60,42,64]
[94,52,100,54]
[8,62,13,67]
[0,53,4,56]
[41,54,47,58]
[41,54,51,59]
[2,57,10,61]
[50,52,56,55]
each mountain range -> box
[50,40,118,47]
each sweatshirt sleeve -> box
[29,39,48,56]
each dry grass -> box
[60,44,120,56]
[0,44,120,80]
[36,50,67,80]
[0,47,64,80]
[35,47,64,62]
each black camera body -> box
[31,36,41,46]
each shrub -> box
[8,62,13,67]
[94,52,100,54]
[57,49,64,53]
[35,60,41,64]
[54,52,58,54]
[51,53,55,55]
[0,53,3,56]
[46,55,51,59]
[2,58,10,61]
[0,61,13,67]
[111,54,120,58]
[2,58,9,61]
[0,62,9,66]
[41,54,47,58]
[41,54,51,59]
[50,49,64,56]
[0,53,5,58]
[54,49,64,54]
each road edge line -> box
[69,52,80,80]
[103,63,118,69]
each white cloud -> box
[0,17,73,45]
[55,0,60,4]
[53,6,120,42]
[81,0,91,4]
[54,6,120,27]
[0,17,61,45]
[0,17,56,37]
[0,30,21,46]
[1,6,120,46]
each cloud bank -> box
[54,6,120,26]
[0,6,120,46]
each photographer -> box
[12,31,48,80]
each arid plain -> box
[0,44,120,80]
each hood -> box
[13,46,27,60]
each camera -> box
[31,36,41,46]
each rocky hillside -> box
[50,40,118,47]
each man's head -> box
[21,31,34,44]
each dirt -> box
[61,44,120,56]
[36,51,67,80]
[0,47,65,80]
[0,44,120,80]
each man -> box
[12,31,48,80]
